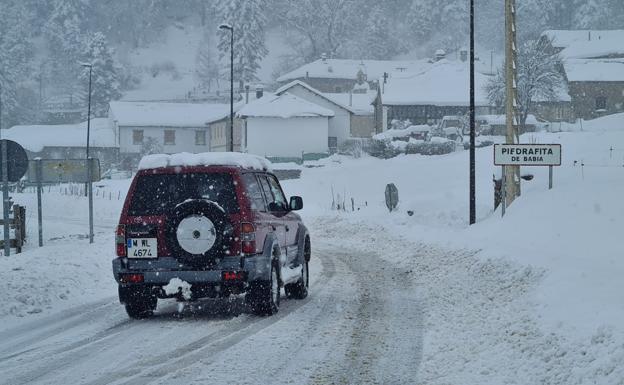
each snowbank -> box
[281,124,624,349]
[138,152,272,171]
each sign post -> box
[36,159,43,247]
[494,144,562,216]
[0,140,29,256]
[27,158,100,246]
[2,140,9,256]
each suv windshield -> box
[128,173,239,216]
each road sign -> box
[494,144,561,166]
[385,183,399,212]
[0,140,28,182]
[27,158,101,183]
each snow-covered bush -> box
[405,138,456,155]
[339,139,371,158]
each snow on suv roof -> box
[138,152,272,171]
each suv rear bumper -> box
[112,255,271,286]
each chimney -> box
[349,91,353,106]
[245,84,250,104]
[255,85,263,99]
[460,49,468,62]
[435,49,446,61]
[588,31,591,41]
[321,53,327,62]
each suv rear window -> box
[128,173,239,216]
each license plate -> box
[127,238,157,258]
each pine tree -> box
[217,0,268,90]
[43,0,88,99]
[574,0,610,28]
[362,5,399,60]
[80,32,122,118]
[0,1,34,127]
[196,31,220,91]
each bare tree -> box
[486,39,563,136]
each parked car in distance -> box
[101,168,132,180]
[112,153,310,318]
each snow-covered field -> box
[0,114,622,384]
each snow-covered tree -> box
[90,0,166,48]
[274,0,359,62]
[0,1,34,127]
[196,31,221,91]
[486,39,563,135]
[217,0,268,90]
[360,5,400,60]
[79,32,122,118]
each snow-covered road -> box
[0,242,423,385]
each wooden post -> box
[504,0,520,206]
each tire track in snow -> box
[0,252,335,385]
[92,254,337,385]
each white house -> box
[375,59,494,130]
[274,80,376,150]
[237,93,334,158]
[3,119,119,169]
[108,101,236,168]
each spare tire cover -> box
[166,199,233,266]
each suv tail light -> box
[116,225,126,257]
[241,222,256,255]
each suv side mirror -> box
[289,196,303,211]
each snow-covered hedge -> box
[367,136,457,158]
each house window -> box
[328,137,338,153]
[164,130,176,145]
[596,96,607,111]
[195,130,206,145]
[132,130,144,145]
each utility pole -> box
[219,23,234,152]
[504,0,520,206]
[80,63,94,244]
[469,0,476,225]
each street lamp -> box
[219,23,234,152]
[80,62,94,243]
[469,0,476,225]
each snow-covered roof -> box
[277,58,431,83]
[563,59,624,82]
[138,152,272,171]
[237,93,334,118]
[109,101,233,127]
[381,60,492,106]
[275,80,375,115]
[3,119,116,152]
[542,30,624,59]
[323,91,377,115]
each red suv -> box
[112,153,310,318]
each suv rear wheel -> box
[247,263,280,316]
[123,288,157,319]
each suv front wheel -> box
[247,263,280,316]
[285,261,308,299]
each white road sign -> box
[494,144,561,166]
